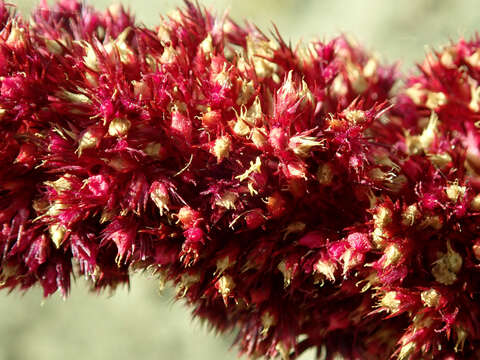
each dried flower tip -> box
[265,192,287,219]
[427,152,452,169]
[406,112,439,154]
[60,89,91,104]
[132,80,151,98]
[288,135,324,158]
[445,183,466,203]
[78,129,101,155]
[33,199,49,214]
[372,227,388,248]
[314,259,336,282]
[105,156,133,172]
[398,341,416,360]
[144,142,167,160]
[45,174,73,193]
[374,206,392,228]
[201,110,221,130]
[213,136,231,163]
[357,273,378,293]
[345,109,366,124]
[383,244,402,267]
[282,221,306,240]
[108,117,131,137]
[425,91,447,109]
[440,46,457,68]
[316,163,334,185]
[49,223,66,248]
[82,42,101,71]
[246,36,277,79]
[331,74,348,97]
[346,60,368,93]
[233,118,250,136]
[340,248,364,275]
[455,327,468,352]
[216,275,235,304]
[156,24,170,44]
[420,214,443,230]
[432,241,463,285]
[469,81,480,112]
[260,311,277,335]
[380,291,400,313]
[6,21,25,48]
[473,239,480,261]
[277,260,294,287]
[160,44,177,64]
[420,288,440,307]
[213,65,232,88]
[251,128,267,148]
[244,210,265,230]
[471,194,480,211]
[363,57,378,77]
[466,49,480,67]
[177,207,200,228]
[236,156,262,182]
[104,28,134,65]
[405,83,425,105]
[216,191,237,210]
[216,256,234,274]
[237,80,255,105]
[199,34,213,55]
[369,168,406,192]
[269,127,288,151]
[245,97,263,126]
[177,273,201,297]
[150,182,170,216]
[100,209,115,224]
[47,200,67,217]
[402,204,421,226]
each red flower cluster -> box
[1,1,480,358]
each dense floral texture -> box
[1,1,480,359]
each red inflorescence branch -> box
[1,1,480,358]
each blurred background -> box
[2,0,480,359]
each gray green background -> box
[2,1,479,359]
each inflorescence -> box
[1,1,480,359]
